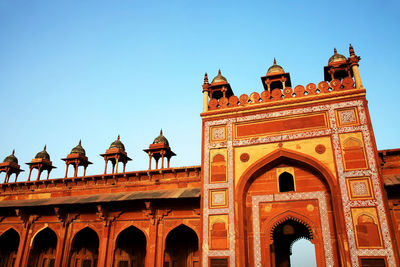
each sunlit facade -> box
[0,45,399,266]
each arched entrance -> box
[270,218,313,267]
[236,148,341,266]
[0,228,20,267]
[27,227,57,267]
[69,227,99,267]
[113,226,146,267]
[163,224,199,267]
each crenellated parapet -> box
[207,76,358,111]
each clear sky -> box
[1,0,399,180]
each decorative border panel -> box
[252,191,333,267]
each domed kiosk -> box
[0,150,24,183]
[26,145,56,181]
[144,130,176,170]
[100,135,132,174]
[62,140,92,178]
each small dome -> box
[328,48,347,64]
[3,150,18,164]
[267,58,285,75]
[211,69,228,83]
[153,129,169,146]
[71,140,86,155]
[35,145,50,160]
[109,135,125,150]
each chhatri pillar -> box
[144,130,176,170]
[0,150,24,183]
[348,44,363,89]
[26,145,56,181]
[100,135,131,174]
[62,140,92,178]
[202,73,210,112]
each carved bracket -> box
[142,201,156,225]
[157,208,172,224]
[192,208,201,216]
[96,205,109,226]
[54,207,67,226]
[15,208,29,227]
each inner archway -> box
[113,226,146,267]
[0,228,20,267]
[271,219,313,267]
[27,227,57,267]
[163,224,199,267]
[69,227,99,267]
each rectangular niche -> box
[209,214,229,250]
[351,207,383,249]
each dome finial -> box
[273,58,276,65]
[160,129,163,136]
[78,140,82,146]
[117,135,120,141]
[12,149,15,155]
[334,48,337,54]
[44,145,47,151]
[218,69,221,75]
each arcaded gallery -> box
[0,45,399,267]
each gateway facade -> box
[0,45,399,266]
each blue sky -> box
[1,0,399,179]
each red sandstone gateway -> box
[0,45,399,267]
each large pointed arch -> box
[27,227,58,267]
[113,225,147,267]
[69,226,99,267]
[235,148,344,266]
[0,228,20,267]
[163,224,200,267]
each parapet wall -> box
[208,77,357,111]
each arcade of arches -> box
[1,47,400,266]
[0,222,200,267]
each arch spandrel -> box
[70,224,101,239]
[236,148,339,197]
[234,136,337,186]
[0,226,21,240]
[163,223,200,245]
[114,222,149,242]
[30,225,60,244]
